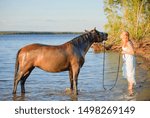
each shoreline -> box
[0,31,83,35]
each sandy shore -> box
[135,56,150,101]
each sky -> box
[0,0,107,32]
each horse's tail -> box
[14,49,21,79]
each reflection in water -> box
[65,88,78,101]
[13,93,26,101]
[12,92,78,101]
[70,94,78,101]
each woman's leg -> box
[128,81,134,96]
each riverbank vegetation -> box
[104,0,149,42]
[102,0,150,64]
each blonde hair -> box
[121,31,130,47]
[123,31,129,38]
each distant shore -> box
[0,31,83,35]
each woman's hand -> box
[122,50,126,54]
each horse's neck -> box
[69,33,94,57]
[79,34,94,57]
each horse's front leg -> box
[65,69,74,94]
[72,66,80,95]
[69,69,73,91]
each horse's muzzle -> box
[104,33,108,41]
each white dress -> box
[122,47,136,85]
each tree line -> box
[104,0,150,43]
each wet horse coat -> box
[13,29,108,95]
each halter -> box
[94,30,102,42]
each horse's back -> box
[19,43,64,56]
[20,43,48,51]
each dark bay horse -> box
[13,28,108,95]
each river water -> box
[0,34,149,101]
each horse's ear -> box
[85,29,89,32]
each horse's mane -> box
[68,32,93,46]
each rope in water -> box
[102,41,121,90]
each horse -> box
[13,28,108,95]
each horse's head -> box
[87,28,108,43]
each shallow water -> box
[0,34,149,101]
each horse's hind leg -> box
[13,62,34,94]
[20,67,34,93]
[13,72,24,94]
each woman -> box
[120,31,136,96]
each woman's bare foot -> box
[128,82,134,96]
[128,89,134,96]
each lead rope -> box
[102,41,121,90]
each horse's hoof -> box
[21,90,25,93]
[12,91,16,94]
[65,88,73,95]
